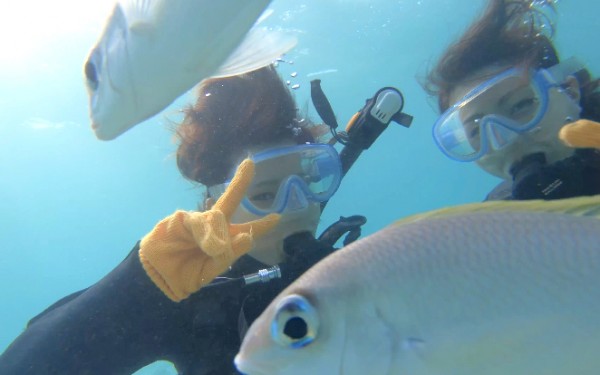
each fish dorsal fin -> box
[212,27,297,78]
[394,195,600,227]
[120,0,163,36]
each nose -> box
[485,119,520,151]
[284,182,309,212]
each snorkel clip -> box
[243,265,282,286]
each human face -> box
[210,143,342,265]
[232,199,321,265]
[445,63,581,179]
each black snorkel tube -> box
[310,79,414,210]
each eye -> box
[271,294,319,349]
[249,191,277,210]
[250,192,276,202]
[84,60,99,91]
[510,97,538,118]
[464,117,481,140]
[468,124,480,139]
[84,49,102,91]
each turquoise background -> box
[0,1,597,373]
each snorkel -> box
[205,81,415,288]
[309,79,413,211]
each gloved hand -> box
[139,159,280,302]
[559,119,600,149]
[511,150,600,200]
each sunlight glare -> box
[0,0,115,68]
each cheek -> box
[539,89,581,132]
[231,204,321,234]
[474,90,582,179]
[230,208,257,225]
[278,204,321,233]
[476,151,511,179]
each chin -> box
[477,136,577,180]
[251,214,320,264]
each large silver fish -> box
[84,0,296,140]
[236,196,600,375]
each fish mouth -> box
[234,356,272,375]
[90,121,121,141]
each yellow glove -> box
[559,119,600,149]
[139,159,280,302]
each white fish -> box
[84,0,296,140]
[236,196,600,375]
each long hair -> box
[424,0,600,118]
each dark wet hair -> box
[424,0,600,119]
[175,66,315,186]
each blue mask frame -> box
[209,143,342,216]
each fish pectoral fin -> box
[122,0,162,36]
[129,20,156,35]
[212,27,297,78]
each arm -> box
[0,160,280,375]
[0,242,192,375]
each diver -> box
[423,0,600,201]
[0,65,411,375]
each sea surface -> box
[0,0,596,373]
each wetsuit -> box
[485,148,600,201]
[0,216,365,375]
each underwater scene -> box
[1,0,600,374]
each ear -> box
[563,75,581,102]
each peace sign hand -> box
[140,159,280,302]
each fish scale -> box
[237,198,600,375]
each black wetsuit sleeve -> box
[0,242,194,375]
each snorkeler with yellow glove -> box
[1,64,412,374]
[139,158,280,302]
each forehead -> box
[448,64,513,107]
[231,141,296,167]
[229,141,301,176]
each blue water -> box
[0,1,596,373]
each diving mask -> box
[433,58,584,162]
[208,144,342,216]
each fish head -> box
[84,3,137,140]
[236,291,347,375]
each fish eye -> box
[84,60,99,91]
[84,49,102,92]
[271,294,319,349]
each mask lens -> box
[433,111,479,160]
[434,68,545,161]
[220,144,341,216]
[301,149,339,197]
